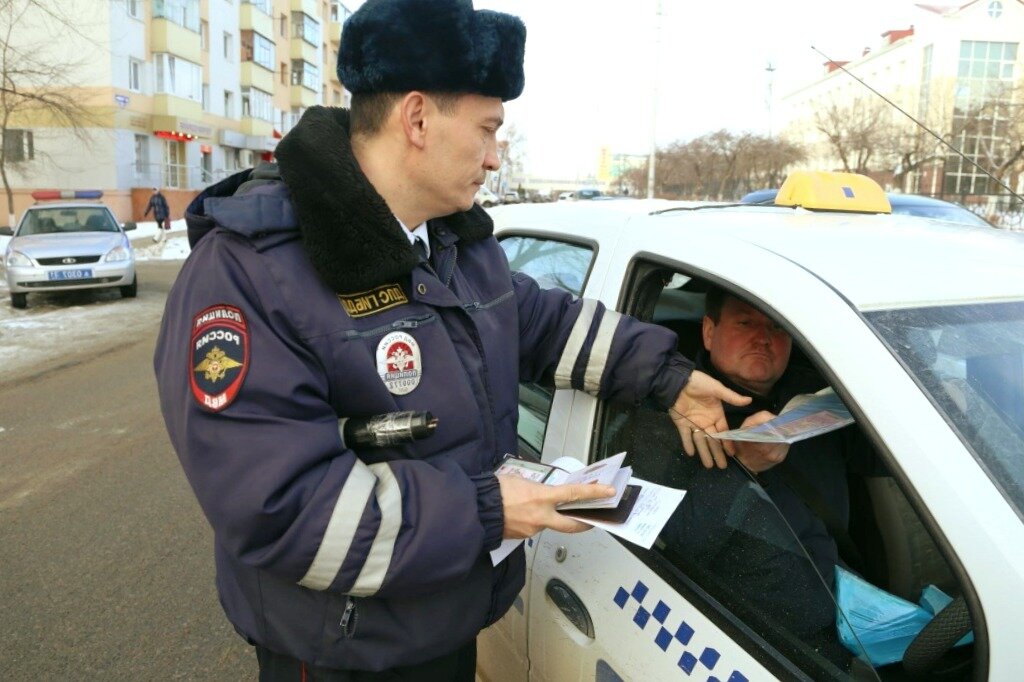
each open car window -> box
[500,234,595,458]
[595,262,970,680]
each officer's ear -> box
[399,91,429,150]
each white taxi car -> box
[478,173,1024,681]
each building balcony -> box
[290,85,318,108]
[240,3,273,35]
[241,62,275,93]
[152,94,203,121]
[290,0,318,16]
[290,39,318,64]
[150,18,201,64]
[241,117,273,137]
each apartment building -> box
[1,0,352,222]
[778,0,1024,205]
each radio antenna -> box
[810,44,1024,203]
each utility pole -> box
[647,0,662,199]
[765,61,776,138]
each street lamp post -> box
[647,0,662,199]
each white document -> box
[564,477,686,550]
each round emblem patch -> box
[190,305,249,412]
[376,331,422,395]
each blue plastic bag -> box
[835,566,973,667]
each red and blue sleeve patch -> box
[190,305,250,412]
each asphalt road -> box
[0,259,256,679]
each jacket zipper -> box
[340,596,356,637]
[462,289,514,313]
[345,314,436,339]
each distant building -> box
[778,0,1024,207]
[1,0,353,221]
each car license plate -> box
[48,268,93,281]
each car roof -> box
[492,202,1024,311]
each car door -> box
[478,232,603,682]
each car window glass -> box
[866,301,1024,517]
[19,207,118,235]
[500,235,594,456]
[596,264,970,680]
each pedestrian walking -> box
[143,187,170,242]
[153,1,749,679]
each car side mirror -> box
[122,221,137,231]
[0,226,13,236]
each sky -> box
[346,0,925,179]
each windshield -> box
[866,301,1024,517]
[18,207,119,236]
[889,204,991,227]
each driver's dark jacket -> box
[663,350,880,644]
[153,106,695,672]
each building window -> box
[154,53,202,101]
[128,58,143,92]
[134,134,149,175]
[153,0,200,32]
[241,30,276,71]
[223,32,233,61]
[279,13,287,37]
[330,1,351,23]
[242,0,271,14]
[200,20,209,51]
[946,40,1019,195]
[291,12,321,46]
[280,62,288,85]
[3,129,34,162]
[224,90,234,118]
[241,87,273,122]
[126,0,141,19]
[202,83,209,111]
[291,60,319,91]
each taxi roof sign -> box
[775,171,891,214]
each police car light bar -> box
[31,190,104,201]
[775,171,891,214]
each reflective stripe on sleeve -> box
[554,299,598,389]
[348,463,402,596]
[298,460,376,591]
[583,310,622,394]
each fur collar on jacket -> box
[274,106,494,294]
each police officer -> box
[154,0,748,679]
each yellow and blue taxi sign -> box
[775,171,891,214]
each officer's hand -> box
[669,370,751,469]
[730,411,789,473]
[498,475,616,539]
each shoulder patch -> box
[338,283,408,318]
[190,305,249,412]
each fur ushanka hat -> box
[337,0,526,101]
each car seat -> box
[85,214,108,230]
[37,217,58,233]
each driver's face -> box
[703,297,792,396]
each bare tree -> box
[0,0,96,226]
[813,97,891,174]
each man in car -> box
[153,1,749,679]
[664,287,883,664]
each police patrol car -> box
[1,190,137,309]
[477,172,1024,681]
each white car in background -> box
[478,173,1024,682]
[476,186,501,208]
[1,192,137,309]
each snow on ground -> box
[0,219,191,386]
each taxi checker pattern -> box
[614,580,749,681]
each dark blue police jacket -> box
[154,107,694,671]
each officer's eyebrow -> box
[483,115,504,129]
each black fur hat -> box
[337,0,526,101]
